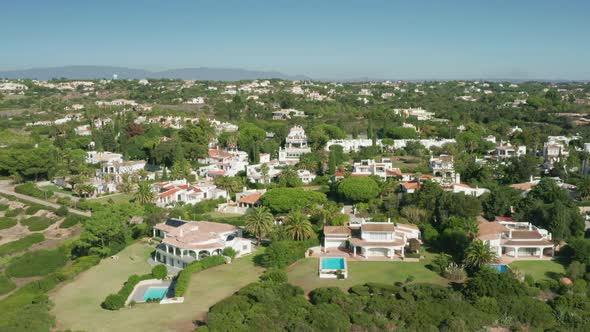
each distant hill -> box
[0,66,311,81]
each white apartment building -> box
[198,148,249,179]
[351,159,401,180]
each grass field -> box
[51,243,264,332]
[91,193,134,204]
[509,259,566,282]
[287,254,446,293]
[40,185,76,196]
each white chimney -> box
[455,173,461,184]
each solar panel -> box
[165,219,186,228]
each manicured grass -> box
[40,184,76,196]
[21,216,54,231]
[0,233,45,256]
[509,259,566,282]
[51,243,264,332]
[0,274,16,295]
[287,254,447,293]
[5,249,69,278]
[91,193,134,204]
[0,217,17,230]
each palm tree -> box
[245,206,274,245]
[135,181,155,205]
[284,211,314,241]
[464,240,497,270]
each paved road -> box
[0,187,91,217]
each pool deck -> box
[127,279,172,304]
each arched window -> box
[198,250,210,259]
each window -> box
[243,245,248,250]
[369,232,388,241]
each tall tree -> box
[284,210,314,241]
[245,206,274,245]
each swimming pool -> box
[143,286,168,301]
[321,257,345,270]
[489,264,508,273]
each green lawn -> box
[509,259,566,282]
[287,254,446,294]
[51,243,264,332]
[40,185,76,196]
[91,193,134,204]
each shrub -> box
[0,274,16,295]
[15,182,53,199]
[56,205,69,217]
[0,217,17,230]
[0,233,45,256]
[5,249,68,278]
[175,255,226,297]
[101,294,126,310]
[566,261,586,280]
[21,216,54,231]
[5,208,23,217]
[310,287,346,304]
[259,269,288,284]
[151,264,168,280]
[0,203,8,211]
[442,263,467,281]
[222,247,237,259]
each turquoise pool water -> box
[489,264,508,273]
[143,286,168,301]
[321,257,345,270]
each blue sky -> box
[1,0,589,79]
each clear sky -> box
[2,0,589,80]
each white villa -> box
[393,107,435,121]
[217,188,266,215]
[429,154,455,185]
[278,126,311,163]
[493,144,526,159]
[351,159,401,180]
[153,219,252,269]
[478,217,555,259]
[198,148,249,179]
[86,151,123,164]
[153,180,227,207]
[272,108,306,120]
[323,221,420,259]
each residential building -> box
[278,126,311,163]
[451,183,490,197]
[493,143,526,159]
[153,180,227,207]
[478,217,554,259]
[323,221,420,259]
[185,97,205,104]
[351,159,401,180]
[429,154,455,184]
[393,107,435,120]
[198,148,249,179]
[153,219,252,269]
[297,169,316,184]
[272,108,306,120]
[217,188,266,214]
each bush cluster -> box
[101,273,154,310]
[5,208,23,217]
[258,239,317,269]
[59,214,85,228]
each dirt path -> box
[0,187,90,217]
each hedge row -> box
[0,233,45,256]
[258,239,318,269]
[0,217,17,230]
[5,249,69,278]
[174,255,226,297]
[101,265,168,311]
[0,255,100,332]
[14,182,53,199]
